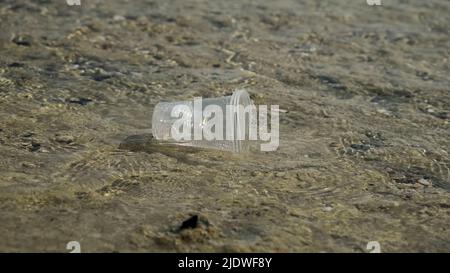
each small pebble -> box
[418,178,431,186]
[113,15,126,21]
[377,108,392,116]
[12,34,33,46]
[29,142,41,152]
[22,162,37,168]
[68,97,92,105]
[436,112,449,120]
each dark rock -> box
[92,73,112,82]
[8,62,25,68]
[12,35,33,46]
[350,143,371,151]
[67,97,93,105]
[177,214,212,231]
[387,166,450,191]
[179,215,198,230]
[29,142,41,152]
[436,112,449,120]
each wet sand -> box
[0,0,449,252]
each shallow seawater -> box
[0,0,449,252]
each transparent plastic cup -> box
[151,89,254,152]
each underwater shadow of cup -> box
[118,133,235,167]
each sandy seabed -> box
[0,0,449,252]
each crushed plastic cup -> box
[151,89,254,152]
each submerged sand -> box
[0,0,449,252]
